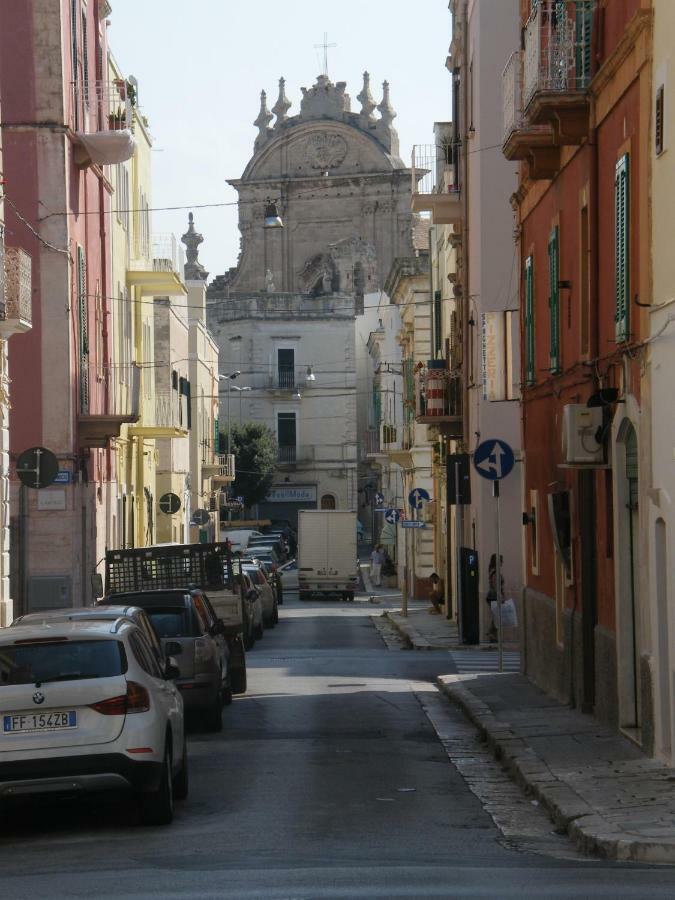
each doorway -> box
[578,470,597,712]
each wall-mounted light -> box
[263,199,284,229]
[305,366,316,383]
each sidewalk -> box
[438,672,675,863]
[383,604,519,652]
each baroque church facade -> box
[207,72,415,526]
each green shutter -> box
[615,154,630,342]
[403,358,415,426]
[77,246,89,414]
[373,387,382,428]
[575,1,593,88]
[548,227,561,374]
[525,255,535,385]
[214,417,220,453]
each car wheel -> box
[140,744,174,826]
[254,620,264,640]
[173,735,189,801]
[222,672,233,706]
[203,690,223,732]
[230,664,247,695]
[243,620,255,651]
[273,603,279,625]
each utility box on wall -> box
[562,405,604,465]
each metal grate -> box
[105,542,234,595]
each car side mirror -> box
[165,656,180,680]
[164,640,183,657]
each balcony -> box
[523,1,593,144]
[128,391,189,438]
[127,233,186,297]
[362,428,385,460]
[275,367,296,391]
[277,445,298,465]
[70,79,136,168]
[0,247,32,338]
[414,363,463,437]
[502,50,560,178]
[203,454,235,485]
[77,363,141,448]
[411,144,462,225]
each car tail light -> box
[194,638,211,664]
[90,681,150,716]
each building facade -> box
[503,0,652,740]
[208,72,416,524]
[2,0,135,611]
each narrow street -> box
[1,593,675,899]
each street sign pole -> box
[494,480,503,673]
[454,460,463,643]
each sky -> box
[108,0,452,280]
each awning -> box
[73,129,136,167]
[380,522,397,545]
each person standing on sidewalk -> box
[486,553,504,642]
[428,573,444,614]
[370,545,384,587]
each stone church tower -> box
[208,72,414,299]
[206,73,415,526]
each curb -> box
[436,674,675,863]
[384,610,447,650]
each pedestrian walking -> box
[428,572,444,615]
[370,545,384,587]
[486,553,504,642]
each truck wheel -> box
[243,619,255,650]
[299,590,311,602]
[346,591,355,602]
[230,665,247,695]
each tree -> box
[220,422,277,509]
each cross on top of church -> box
[314,32,337,77]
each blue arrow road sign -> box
[401,521,426,529]
[408,487,431,510]
[384,508,402,524]
[375,492,385,506]
[474,439,515,481]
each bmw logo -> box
[32,690,45,705]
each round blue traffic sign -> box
[384,508,402,525]
[474,439,515,481]
[408,487,431,510]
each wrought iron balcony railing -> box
[1,247,32,336]
[415,364,463,433]
[71,78,132,133]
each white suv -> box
[0,618,186,825]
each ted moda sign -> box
[481,312,506,401]
[266,485,317,503]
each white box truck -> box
[298,510,359,601]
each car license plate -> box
[3,711,77,734]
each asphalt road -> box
[2,593,675,899]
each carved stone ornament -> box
[305,132,348,170]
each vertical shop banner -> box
[481,312,506,401]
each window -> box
[81,10,89,104]
[129,632,162,679]
[524,255,535,384]
[0,639,125,685]
[615,154,630,343]
[277,412,296,463]
[277,348,295,389]
[575,1,593,88]
[321,494,336,510]
[580,205,590,356]
[656,86,665,156]
[77,246,89,413]
[548,226,561,374]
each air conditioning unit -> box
[562,405,604,465]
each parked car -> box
[101,589,230,732]
[241,564,278,627]
[277,559,299,592]
[0,618,186,825]
[221,529,263,553]
[13,605,165,671]
[248,537,287,561]
[246,545,281,568]
[233,571,264,647]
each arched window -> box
[320,494,336,510]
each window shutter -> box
[548,227,561,374]
[615,154,630,343]
[77,246,89,414]
[656,86,665,156]
[575,1,593,88]
[525,255,535,385]
[214,416,220,453]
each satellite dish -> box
[16,447,59,489]
[192,508,210,526]
[159,492,181,515]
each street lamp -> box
[218,371,240,454]
[232,385,252,424]
[305,366,316,383]
[263,199,284,229]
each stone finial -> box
[357,71,376,123]
[181,212,208,281]
[377,80,396,127]
[272,77,292,126]
[254,90,273,149]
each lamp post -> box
[218,371,241,455]
[232,385,252,424]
